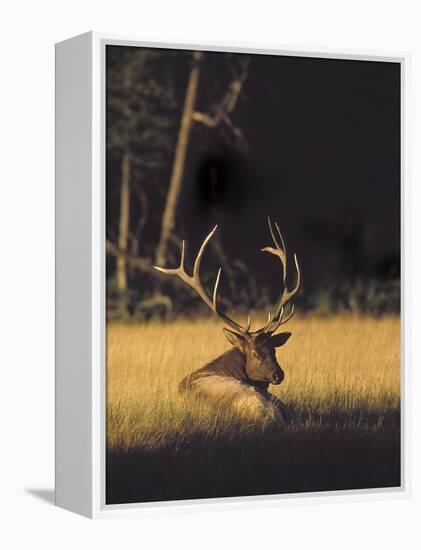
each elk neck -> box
[201,348,270,391]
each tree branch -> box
[106,239,156,275]
[106,239,202,300]
[192,58,249,142]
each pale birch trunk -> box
[155,51,203,266]
[117,151,131,300]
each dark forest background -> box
[106,46,400,320]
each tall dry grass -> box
[106,315,400,503]
[107,315,400,448]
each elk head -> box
[154,217,301,386]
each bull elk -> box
[154,218,301,426]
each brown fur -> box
[178,329,297,426]
[179,348,269,393]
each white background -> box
[0,0,419,548]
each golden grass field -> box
[107,315,400,446]
[106,315,400,503]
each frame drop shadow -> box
[26,488,55,505]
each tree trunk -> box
[155,51,203,266]
[117,151,131,298]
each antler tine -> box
[267,216,281,249]
[265,217,287,283]
[274,221,287,257]
[212,267,222,308]
[180,239,186,270]
[267,304,295,335]
[154,239,186,275]
[154,226,250,335]
[244,314,251,333]
[263,312,272,331]
[193,225,218,279]
[280,304,295,325]
[282,254,301,306]
[212,267,251,335]
[252,217,301,335]
[266,255,300,334]
[250,311,272,335]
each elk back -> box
[180,373,288,426]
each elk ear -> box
[223,328,245,351]
[271,332,292,348]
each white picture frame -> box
[55,31,409,519]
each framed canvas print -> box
[55,32,408,518]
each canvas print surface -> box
[105,45,400,504]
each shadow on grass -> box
[106,422,400,505]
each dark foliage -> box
[106,46,400,320]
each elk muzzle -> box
[270,368,284,385]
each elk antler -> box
[153,226,251,335]
[252,217,301,335]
